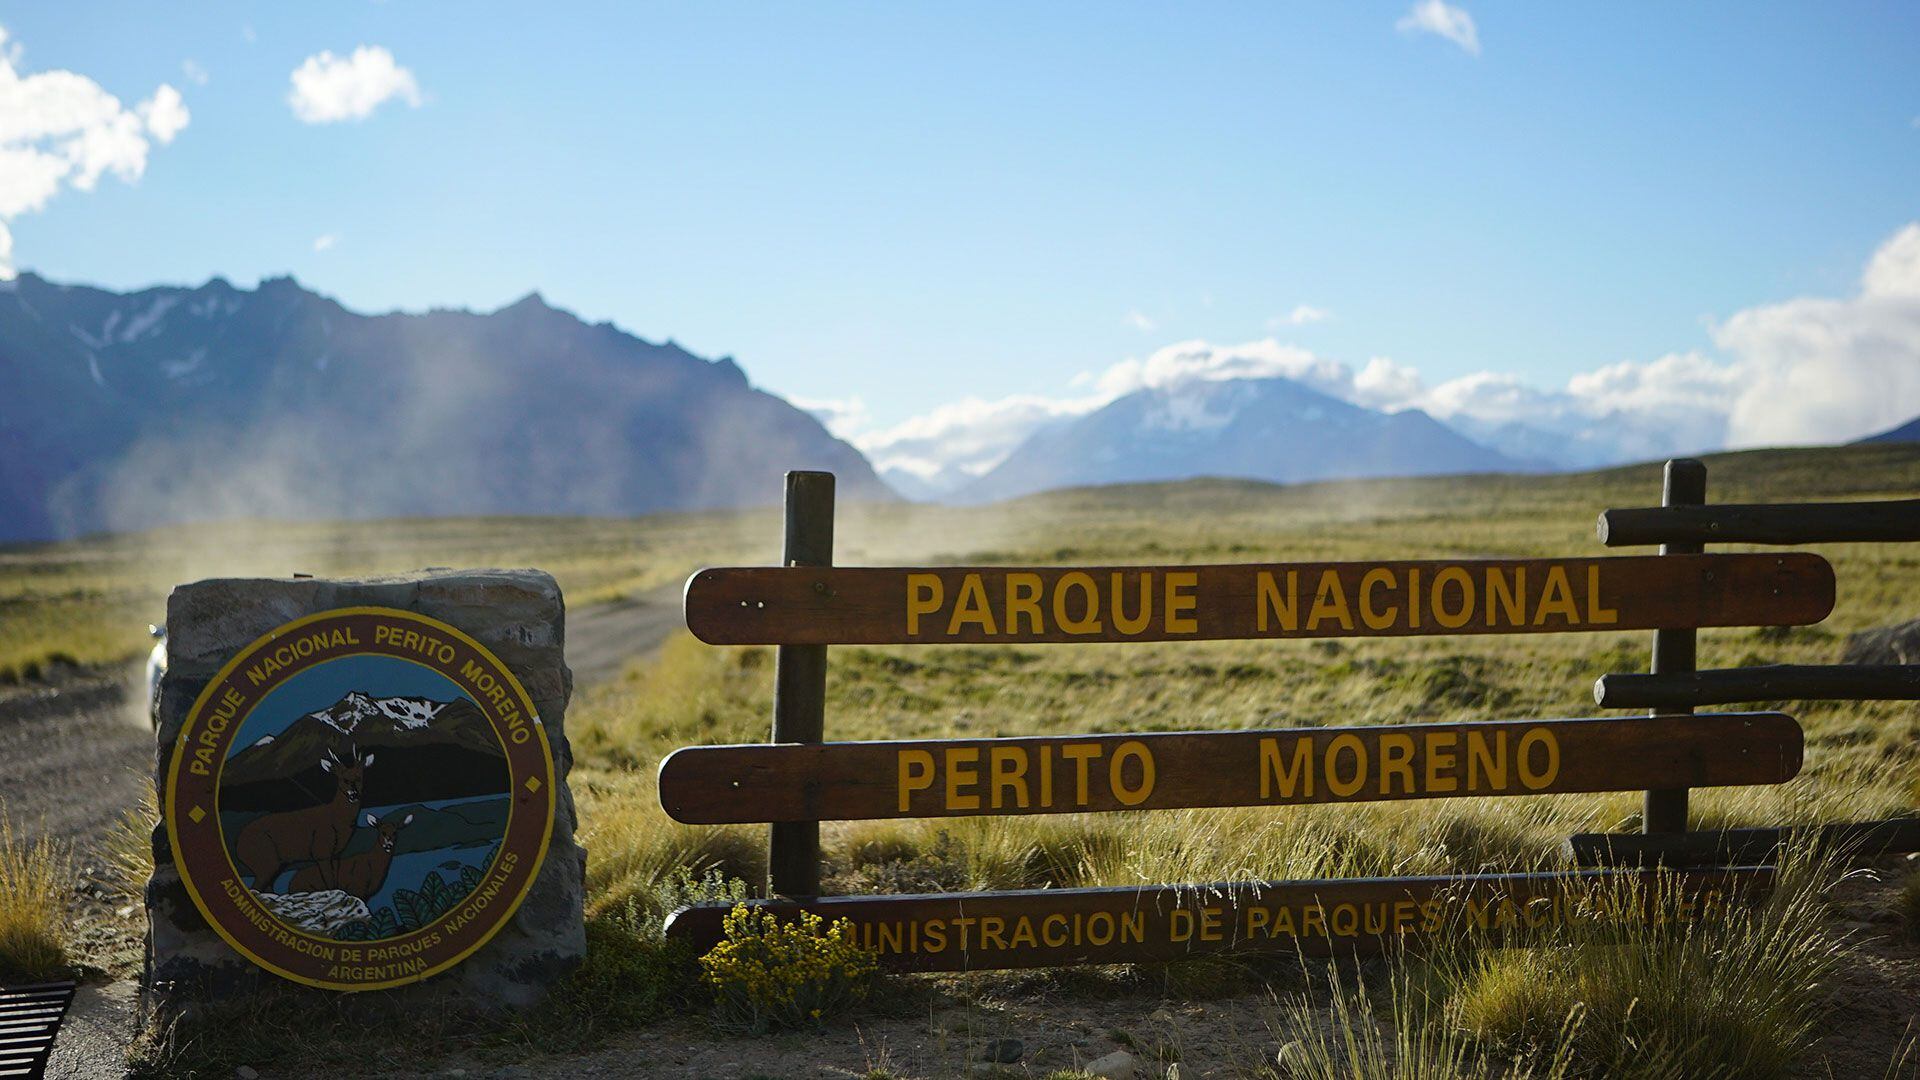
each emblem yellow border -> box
[164,606,557,991]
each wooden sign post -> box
[659,714,1803,824]
[684,554,1833,647]
[664,867,1772,972]
[1646,460,1705,835]
[768,471,833,899]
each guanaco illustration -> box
[289,810,415,899]
[234,745,373,891]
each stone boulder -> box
[1841,618,1920,665]
[144,568,586,1012]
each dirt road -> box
[0,586,686,853]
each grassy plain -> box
[10,441,1920,1076]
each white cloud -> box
[1269,304,1330,327]
[834,221,1920,494]
[789,394,868,439]
[1716,224,1920,446]
[181,60,208,86]
[139,84,189,143]
[854,394,1102,483]
[288,46,420,124]
[1397,0,1481,56]
[312,233,338,252]
[1123,309,1156,331]
[0,23,189,276]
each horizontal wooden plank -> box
[663,867,1772,971]
[1597,499,1920,546]
[682,554,1834,645]
[1595,665,1920,708]
[658,713,1803,824]
[1567,819,1920,867]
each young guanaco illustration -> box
[289,810,416,900]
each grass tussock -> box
[0,812,71,982]
[102,781,159,901]
[1271,856,1845,1080]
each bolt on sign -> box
[164,608,556,991]
[657,713,1803,823]
[665,867,1772,972]
[683,554,1834,645]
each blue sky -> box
[5,3,1919,482]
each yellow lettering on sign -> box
[1259,737,1314,799]
[1487,567,1525,627]
[1109,741,1155,805]
[1518,728,1560,790]
[989,747,1029,809]
[1431,566,1475,629]
[1325,734,1367,798]
[1165,572,1199,634]
[1257,570,1299,632]
[1533,566,1580,626]
[1054,573,1103,635]
[947,574,998,636]
[1308,570,1354,630]
[897,749,934,812]
[1467,730,1507,792]
[1359,568,1398,630]
[945,747,980,810]
[1110,573,1152,636]
[1378,733,1415,795]
[1005,573,1044,635]
[1587,565,1619,625]
[1062,743,1103,805]
[906,574,943,635]
[1424,731,1459,793]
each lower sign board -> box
[664,867,1772,972]
[656,713,1803,823]
[682,554,1835,645]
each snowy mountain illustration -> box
[220,691,507,812]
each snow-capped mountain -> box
[0,273,891,540]
[308,692,451,735]
[957,375,1529,502]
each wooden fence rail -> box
[1598,497,1920,547]
[1596,665,1920,708]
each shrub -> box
[0,813,70,981]
[700,904,878,1033]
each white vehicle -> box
[145,624,167,728]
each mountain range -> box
[11,273,1891,533]
[0,272,888,541]
[955,376,1532,502]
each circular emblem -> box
[165,607,554,991]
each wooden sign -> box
[682,554,1833,646]
[664,867,1772,971]
[657,713,1802,823]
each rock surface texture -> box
[144,568,585,1011]
[1842,618,1920,665]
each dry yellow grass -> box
[0,811,71,981]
